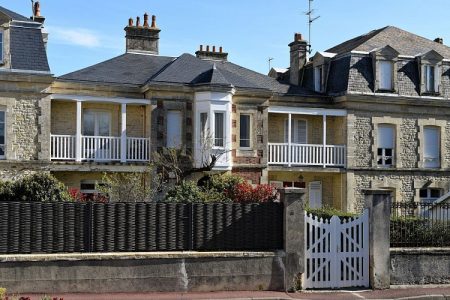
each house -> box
[0,4,52,180]
[281,26,450,211]
[2,3,450,212]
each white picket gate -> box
[304,210,369,289]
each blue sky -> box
[4,0,450,76]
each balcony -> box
[51,135,150,162]
[268,143,345,167]
[267,106,347,168]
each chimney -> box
[31,1,46,24]
[434,37,444,44]
[195,45,228,61]
[288,33,308,85]
[125,13,161,55]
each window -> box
[166,111,182,148]
[424,65,435,93]
[423,126,440,168]
[377,124,394,167]
[419,188,442,204]
[200,112,208,141]
[0,32,3,63]
[379,60,393,90]
[284,119,307,144]
[83,110,111,136]
[314,66,323,92]
[0,110,5,159]
[214,112,224,147]
[239,114,251,148]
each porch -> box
[267,106,347,168]
[50,95,151,163]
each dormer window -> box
[379,60,393,90]
[371,45,399,92]
[417,50,443,95]
[312,52,336,93]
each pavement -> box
[16,286,450,300]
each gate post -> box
[280,188,306,291]
[363,189,392,289]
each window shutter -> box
[296,120,307,144]
[378,124,394,148]
[434,63,442,93]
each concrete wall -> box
[0,252,285,293]
[390,248,450,285]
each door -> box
[304,210,369,289]
[308,181,322,208]
[83,110,112,160]
[166,111,182,148]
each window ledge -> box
[376,89,396,93]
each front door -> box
[308,181,322,208]
[83,110,111,160]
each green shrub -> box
[0,287,6,300]
[0,173,70,202]
[305,206,356,220]
[206,173,244,193]
[165,181,205,203]
[390,216,450,246]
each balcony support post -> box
[121,103,127,163]
[288,113,292,167]
[75,100,82,162]
[323,114,327,168]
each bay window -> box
[214,112,224,147]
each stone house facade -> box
[2,4,450,212]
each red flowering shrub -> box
[68,188,108,203]
[225,182,278,203]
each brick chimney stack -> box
[125,13,161,55]
[195,45,228,61]
[289,33,308,85]
[31,1,46,24]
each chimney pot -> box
[434,37,443,44]
[206,45,210,52]
[213,46,216,53]
[128,17,134,27]
[200,45,203,51]
[219,46,223,53]
[143,13,149,27]
[151,15,157,28]
[33,1,41,17]
[136,16,141,27]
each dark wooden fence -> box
[0,202,283,253]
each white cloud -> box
[47,26,102,48]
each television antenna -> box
[305,0,320,54]
[268,57,274,71]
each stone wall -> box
[391,248,450,285]
[0,252,284,293]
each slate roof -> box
[59,52,316,96]
[10,26,50,72]
[327,26,450,58]
[0,6,30,22]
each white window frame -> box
[213,111,225,148]
[377,124,395,167]
[379,60,393,91]
[239,114,251,149]
[284,118,308,144]
[423,126,440,168]
[419,188,442,204]
[0,109,5,159]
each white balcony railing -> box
[268,143,346,167]
[51,134,150,162]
